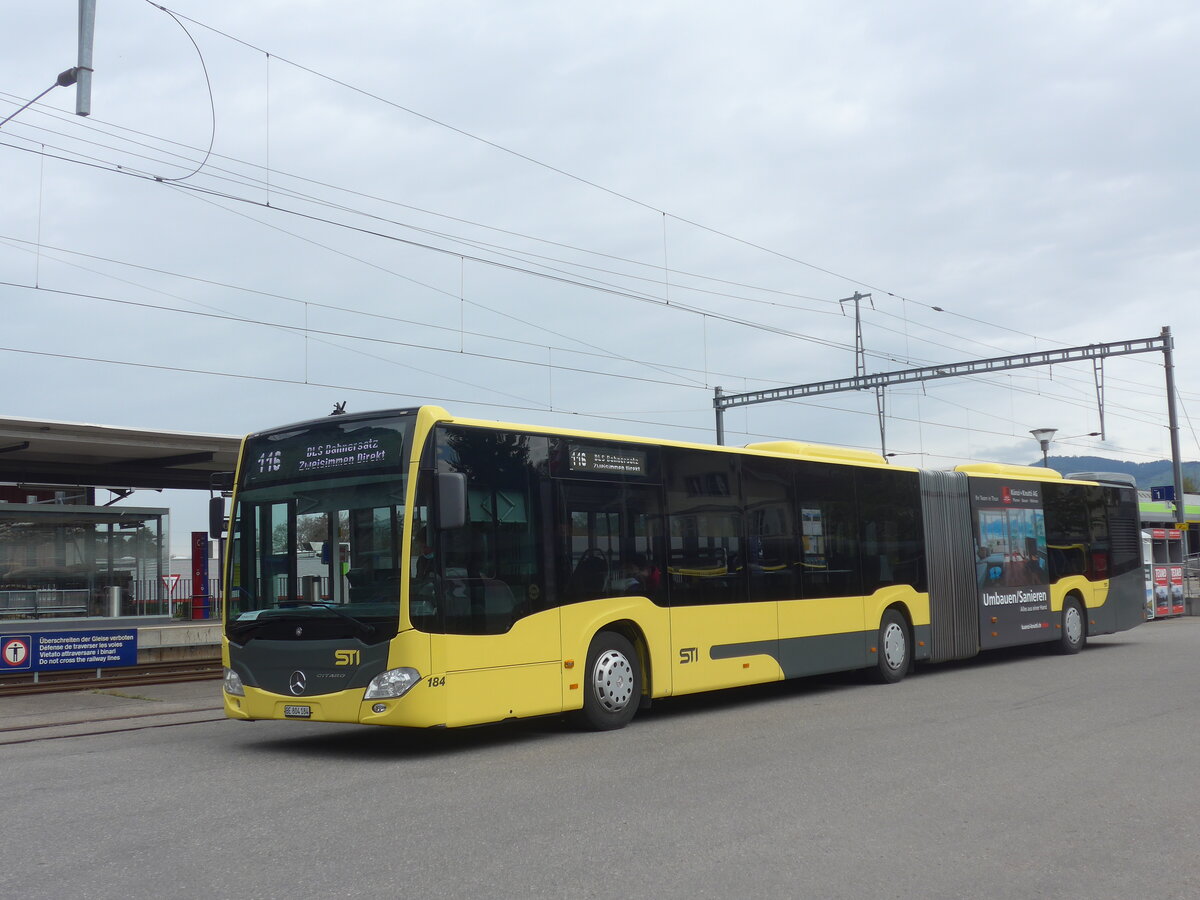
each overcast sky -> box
[2,1,1198,552]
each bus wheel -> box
[579,631,641,731]
[874,609,910,684]
[1058,598,1086,655]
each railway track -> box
[0,659,222,697]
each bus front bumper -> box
[223,678,447,727]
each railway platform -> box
[2,615,222,663]
[0,615,222,708]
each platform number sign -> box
[2,635,33,670]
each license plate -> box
[283,705,312,718]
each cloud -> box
[2,1,1197,551]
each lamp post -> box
[1030,428,1057,467]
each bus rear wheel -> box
[1058,597,1086,654]
[578,631,641,731]
[874,609,910,684]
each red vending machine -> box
[1149,529,1184,619]
[1169,532,1185,617]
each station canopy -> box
[0,415,241,491]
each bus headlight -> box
[364,667,421,700]
[223,667,245,696]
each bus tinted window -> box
[556,480,665,605]
[665,449,745,605]
[1107,487,1141,577]
[424,426,549,635]
[743,456,798,602]
[1044,482,1091,580]
[857,468,926,593]
[795,462,860,598]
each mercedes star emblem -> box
[289,670,307,695]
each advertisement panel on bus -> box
[971,480,1052,648]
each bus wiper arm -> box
[225,617,282,641]
[309,602,378,639]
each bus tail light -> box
[364,667,421,700]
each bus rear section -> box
[920,466,1145,664]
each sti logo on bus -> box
[334,649,361,666]
[679,647,698,664]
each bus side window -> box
[743,456,797,602]
[557,481,665,605]
[796,461,860,599]
[434,426,548,635]
[664,448,744,606]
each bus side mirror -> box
[209,496,226,539]
[437,472,468,530]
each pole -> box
[714,386,725,446]
[838,291,873,378]
[1161,326,1186,525]
[76,0,96,116]
[876,387,886,457]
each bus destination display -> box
[568,445,647,476]
[245,419,409,485]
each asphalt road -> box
[3,618,1198,900]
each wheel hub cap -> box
[882,623,906,670]
[1065,607,1082,644]
[593,649,634,712]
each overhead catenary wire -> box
[0,233,796,389]
[0,341,1163,462]
[5,8,1135,370]
[129,4,1191,387]
[2,134,857,387]
[0,216,1181,427]
[0,14,1191,463]
[2,218,1161,441]
[5,210,1169,441]
[0,277,712,396]
[0,283,1171,451]
[143,3,215,183]
[4,125,1174,422]
[0,91,1188,408]
[2,93,1186,422]
[0,92,1069,364]
[0,131,1180,465]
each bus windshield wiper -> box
[225,614,286,641]
[227,605,376,642]
[308,602,378,640]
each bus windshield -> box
[224,413,412,645]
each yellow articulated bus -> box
[219,406,1145,731]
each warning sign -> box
[0,630,138,673]
[2,635,32,670]
[33,630,138,671]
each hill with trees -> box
[1040,456,1200,491]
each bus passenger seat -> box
[569,552,608,596]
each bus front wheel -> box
[579,631,642,731]
[874,609,910,684]
[1058,597,1086,654]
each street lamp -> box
[1030,428,1057,467]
